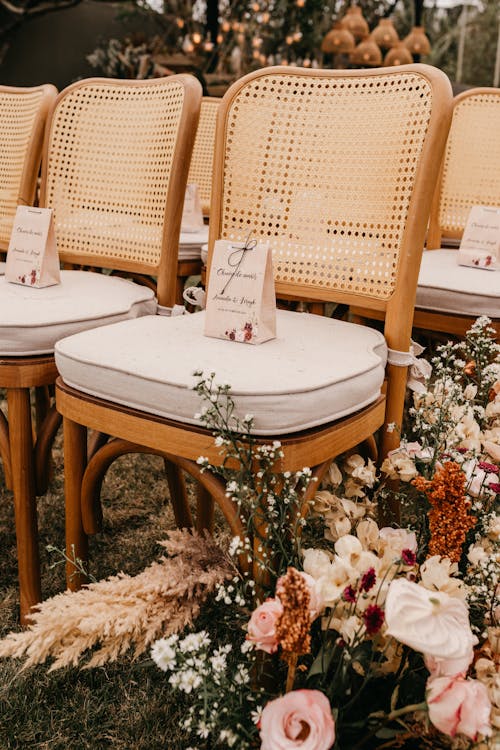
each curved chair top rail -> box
[0,84,57,251]
[187,97,220,217]
[207,64,452,345]
[40,75,202,305]
[427,87,500,248]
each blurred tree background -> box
[0,0,498,90]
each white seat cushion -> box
[55,310,387,435]
[0,270,156,356]
[178,226,209,261]
[416,249,500,317]
[0,261,5,275]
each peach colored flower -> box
[260,689,335,750]
[247,598,283,654]
[427,676,492,740]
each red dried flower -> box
[360,568,376,593]
[342,585,357,603]
[363,604,384,636]
[478,461,499,474]
[488,483,500,494]
[401,549,416,566]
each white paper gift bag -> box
[6,206,61,287]
[181,183,205,232]
[204,237,276,345]
[457,205,500,271]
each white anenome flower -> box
[150,638,177,672]
[180,631,210,653]
[179,668,203,693]
[385,579,476,660]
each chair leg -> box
[164,460,193,529]
[0,406,12,490]
[63,417,88,591]
[8,387,41,625]
[196,483,214,534]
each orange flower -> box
[413,462,475,563]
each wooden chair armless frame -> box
[3,75,201,623]
[56,64,452,595]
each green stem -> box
[351,702,427,750]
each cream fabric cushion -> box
[179,226,209,260]
[0,270,156,356]
[416,249,500,317]
[55,310,387,435]
[0,262,5,275]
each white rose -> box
[302,548,332,580]
[334,535,363,563]
[385,579,476,660]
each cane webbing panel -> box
[0,88,46,249]
[188,98,219,215]
[44,79,186,269]
[220,70,434,301]
[438,90,500,238]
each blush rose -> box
[260,689,335,750]
[427,675,492,740]
[247,598,283,654]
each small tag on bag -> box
[6,206,61,287]
[204,237,276,345]
[181,183,205,232]
[458,205,500,271]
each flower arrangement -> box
[150,317,499,749]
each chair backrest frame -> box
[427,87,500,250]
[0,84,57,251]
[207,64,452,354]
[187,96,220,217]
[39,75,202,306]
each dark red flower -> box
[488,483,500,494]
[401,549,416,565]
[456,447,468,454]
[363,604,384,636]
[360,568,376,593]
[478,461,499,474]
[342,585,357,603]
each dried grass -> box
[0,530,233,670]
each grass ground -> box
[0,433,207,749]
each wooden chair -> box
[352,88,500,338]
[177,97,220,301]
[55,65,452,594]
[414,88,500,337]
[0,85,57,254]
[0,85,57,487]
[0,75,201,623]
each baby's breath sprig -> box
[193,372,313,596]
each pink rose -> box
[424,647,474,678]
[260,690,335,750]
[427,676,492,740]
[247,598,283,654]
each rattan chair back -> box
[0,84,57,251]
[40,76,202,305]
[187,97,220,216]
[427,88,500,248]
[208,65,452,345]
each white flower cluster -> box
[151,629,261,749]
